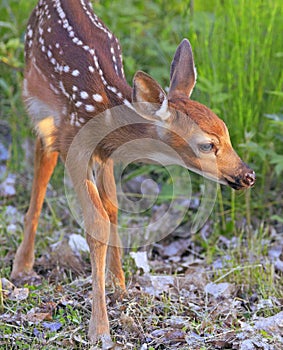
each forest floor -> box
[0,134,283,350]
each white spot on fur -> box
[72,69,80,77]
[80,91,89,99]
[27,29,33,38]
[59,81,69,98]
[123,99,134,110]
[85,105,95,112]
[92,94,103,102]
[70,113,76,126]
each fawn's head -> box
[131,39,255,190]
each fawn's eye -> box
[198,143,214,153]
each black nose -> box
[244,170,256,187]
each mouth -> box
[194,172,243,189]
[224,178,245,190]
[224,169,256,190]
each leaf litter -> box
[1,144,283,349]
[1,208,283,349]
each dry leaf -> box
[26,311,52,324]
[130,251,150,274]
[205,282,235,298]
[0,173,16,197]
[9,287,29,301]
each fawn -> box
[12,0,255,345]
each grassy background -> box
[1,0,283,203]
[0,0,283,348]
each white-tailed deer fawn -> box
[12,0,255,345]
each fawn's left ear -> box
[168,39,197,99]
[132,71,171,122]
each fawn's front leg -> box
[74,175,111,344]
[96,160,126,291]
[11,137,58,281]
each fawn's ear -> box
[132,71,171,122]
[168,39,197,99]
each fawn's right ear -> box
[132,70,171,122]
[168,39,197,99]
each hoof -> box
[109,286,127,304]
[11,270,42,286]
[88,333,115,349]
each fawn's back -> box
[23,0,132,153]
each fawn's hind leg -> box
[11,137,58,280]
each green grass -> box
[1,0,282,216]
